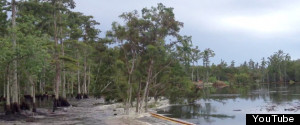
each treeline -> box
[191,50,300,85]
[0,0,199,114]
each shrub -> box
[234,73,250,84]
[209,76,217,83]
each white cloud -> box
[218,4,300,34]
[220,15,288,33]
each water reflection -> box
[157,84,300,125]
[158,104,235,124]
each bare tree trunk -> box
[128,79,132,106]
[71,79,74,96]
[11,0,19,113]
[77,59,81,99]
[87,65,91,95]
[145,86,150,112]
[136,81,141,113]
[5,65,11,114]
[28,75,36,112]
[39,79,42,94]
[59,2,66,99]
[67,77,70,96]
[6,77,11,114]
[125,75,132,114]
[33,82,36,112]
[125,52,136,114]
[153,76,158,103]
[3,77,6,98]
[140,59,153,112]
[41,65,45,94]
[62,71,66,98]
[53,0,61,112]
[17,76,20,105]
[83,56,87,98]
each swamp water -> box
[157,83,300,125]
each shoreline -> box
[0,98,177,125]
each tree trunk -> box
[136,81,141,113]
[53,0,61,112]
[87,65,91,95]
[125,75,132,114]
[11,0,20,113]
[33,82,36,112]
[83,56,87,98]
[123,48,137,114]
[41,65,45,94]
[59,1,66,99]
[67,77,70,96]
[140,59,153,112]
[28,74,36,112]
[154,90,158,103]
[3,80,6,99]
[39,80,42,95]
[77,59,81,99]
[145,86,150,112]
[5,65,11,114]
[3,72,6,98]
[71,79,74,97]
[62,71,66,98]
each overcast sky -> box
[73,0,300,65]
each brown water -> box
[157,84,300,125]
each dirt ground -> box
[0,98,178,125]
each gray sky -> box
[73,0,300,66]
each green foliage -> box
[209,76,217,83]
[234,73,250,84]
[224,81,230,85]
[0,0,8,36]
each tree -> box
[176,35,193,70]
[267,50,290,83]
[49,0,75,111]
[81,15,100,98]
[201,48,215,83]
[108,3,185,113]
[10,0,20,113]
[260,57,267,83]
[191,46,201,82]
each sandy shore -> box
[0,98,177,125]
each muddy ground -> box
[0,98,179,125]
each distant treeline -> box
[193,50,300,85]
